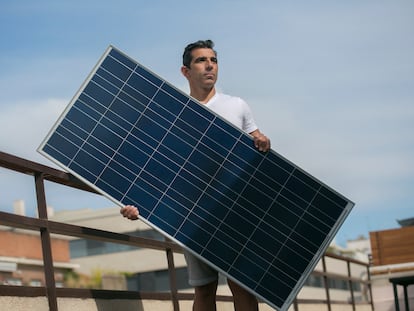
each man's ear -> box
[181,65,190,78]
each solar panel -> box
[38,46,354,310]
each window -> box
[30,280,42,287]
[5,278,22,286]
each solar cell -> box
[38,46,354,310]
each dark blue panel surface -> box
[39,46,354,311]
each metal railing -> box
[0,151,373,310]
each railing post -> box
[322,256,331,311]
[293,297,299,311]
[366,258,375,310]
[35,172,58,311]
[165,239,180,311]
[347,260,356,311]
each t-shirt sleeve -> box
[241,99,258,133]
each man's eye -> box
[211,57,218,63]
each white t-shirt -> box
[205,93,258,134]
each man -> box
[121,40,270,311]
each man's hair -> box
[182,39,217,68]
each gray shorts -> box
[184,250,218,286]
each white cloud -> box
[0,98,68,164]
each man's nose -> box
[206,60,213,70]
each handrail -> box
[0,150,373,311]
[0,151,97,193]
[0,211,182,252]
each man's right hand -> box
[120,205,139,220]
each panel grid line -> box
[172,114,220,236]
[229,163,296,277]
[143,98,194,220]
[256,177,323,290]
[188,130,242,254]
[119,80,167,203]
[66,56,139,173]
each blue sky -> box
[0,1,413,246]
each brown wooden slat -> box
[370,227,414,266]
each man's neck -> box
[190,87,216,104]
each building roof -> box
[397,217,414,227]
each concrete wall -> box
[0,230,70,262]
[371,272,414,311]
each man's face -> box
[183,48,218,89]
